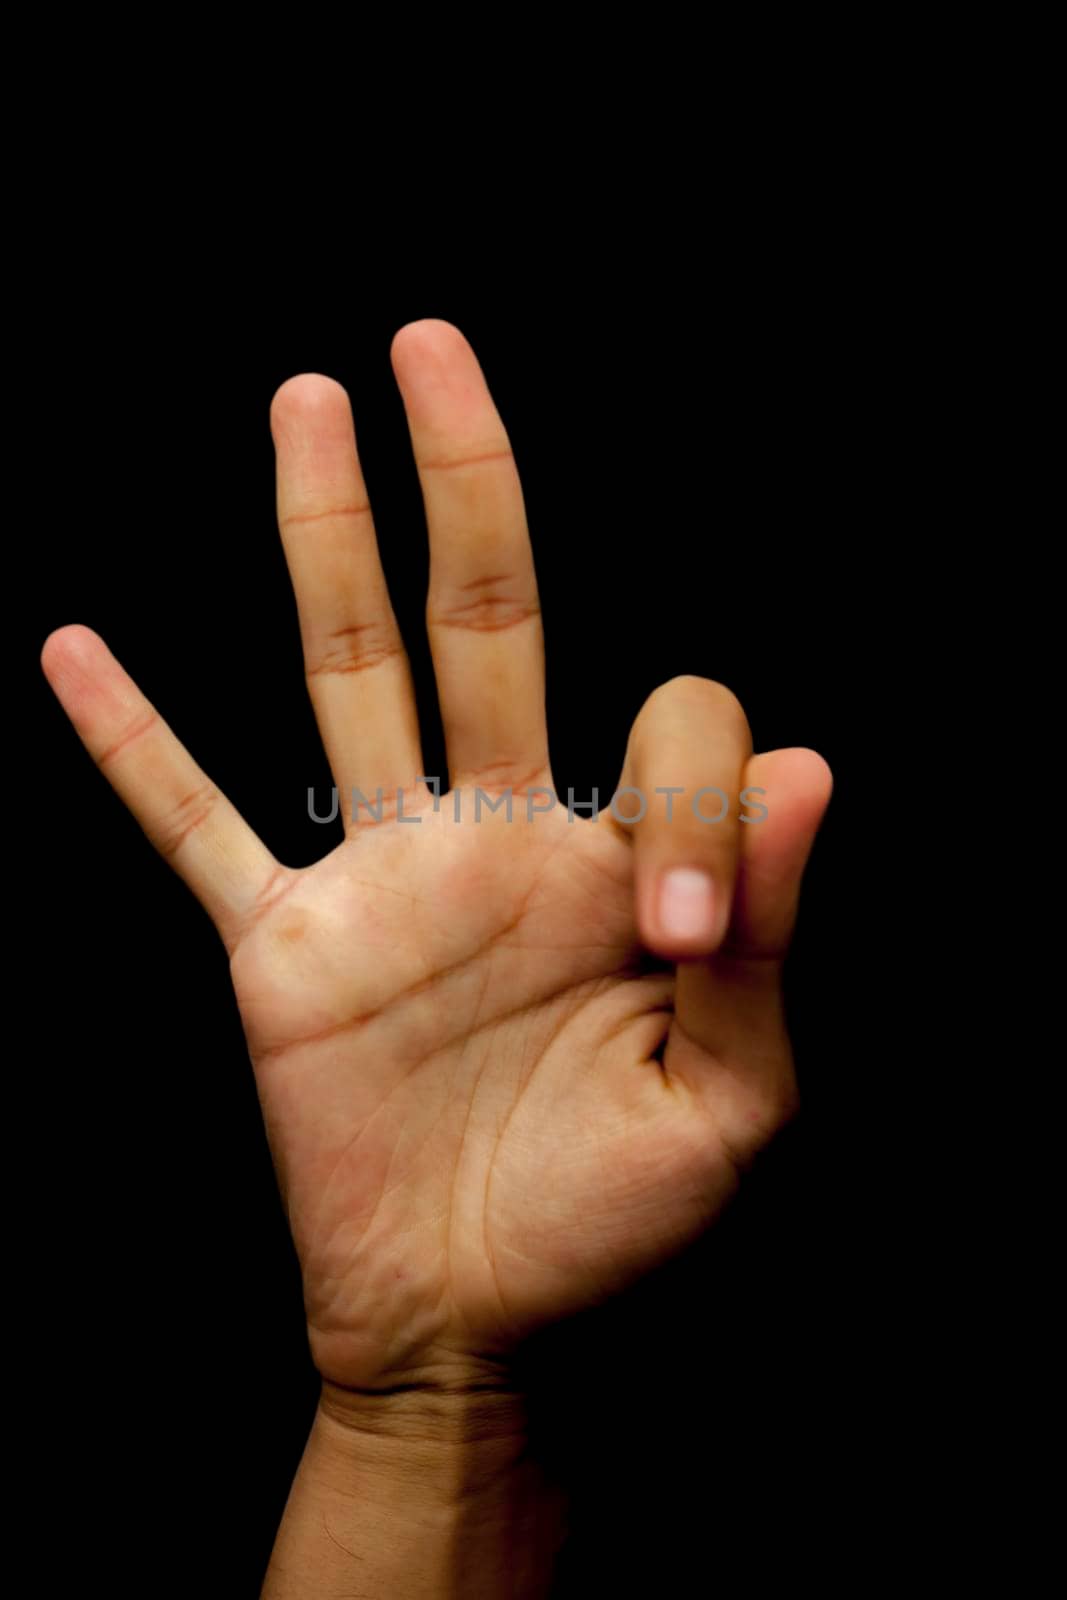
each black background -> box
[24,226,934,1594]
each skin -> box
[41,320,833,1597]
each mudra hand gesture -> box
[42,320,832,1597]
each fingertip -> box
[390,320,481,400]
[746,746,834,820]
[41,624,104,681]
[269,372,350,439]
[785,746,834,800]
[390,318,466,366]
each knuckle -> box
[428,576,540,634]
[419,443,514,474]
[154,783,219,858]
[305,622,404,678]
[452,759,550,794]
[96,710,160,770]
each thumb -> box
[726,746,834,960]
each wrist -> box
[262,1375,566,1598]
[314,1369,538,1506]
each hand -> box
[41,320,832,1398]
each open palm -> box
[42,321,831,1394]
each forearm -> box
[261,1380,567,1599]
